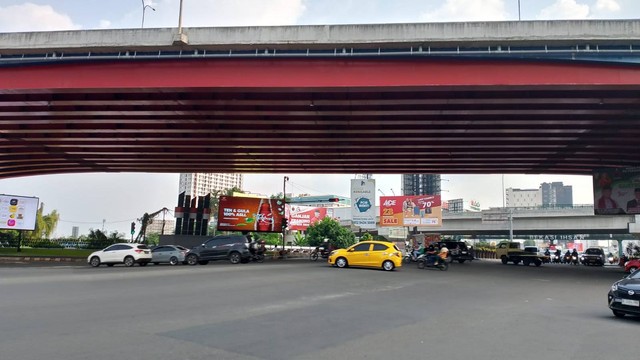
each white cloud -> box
[98,20,112,29]
[595,0,621,12]
[0,3,80,32]
[537,0,590,20]
[420,0,509,22]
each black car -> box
[185,235,252,265]
[581,247,605,266]
[437,241,474,263]
[608,269,640,318]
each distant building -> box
[355,174,373,179]
[178,173,243,197]
[447,198,464,213]
[146,219,176,235]
[402,174,441,196]
[505,188,542,208]
[540,182,573,207]
[71,226,79,238]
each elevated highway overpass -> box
[1,20,640,178]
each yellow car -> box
[328,241,403,271]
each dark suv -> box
[580,247,605,266]
[437,241,474,263]
[185,235,252,265]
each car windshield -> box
[585,249,601,255]
[629,270,640,279]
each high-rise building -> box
[178,173,243,197]
[402,174,441,196]
[505,188,542,208]
[71,226,79,238]
[540,182,573,207]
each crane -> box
[135,207,170,243]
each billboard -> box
[217,196,285,232]
[593,168,640,215]
[0,194,39,231]
[379,195,442,227]
[351,179,376,229]
[287,205,328,231]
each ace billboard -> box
[379,195,442,228]
[217,196,285,232]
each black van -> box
[437,241,474,263]
[185,235,252,265]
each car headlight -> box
[611,283,619,292]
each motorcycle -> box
[570,254,579,265]
[403,250,421,264]
[250,242,266,263]
[416,254,449,271]
[310,247,330,261]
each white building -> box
[178,173,243,197]
[505,188,542,208]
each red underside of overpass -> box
[1,58,640,179]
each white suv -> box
[87,243,152,267]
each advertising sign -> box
[351,179,376,229]
[0,194,39,231]
[379,195,442,228]
[217,196,285,232]
[593,167,640,215]
[287,205,328,231]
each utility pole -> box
[518,0,522,21]
[282,176,289,252]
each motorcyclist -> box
[564,249,572,262]
[425,244,438,265]
[436,244,449,266]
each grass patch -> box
[0,248,93,258]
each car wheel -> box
[123,256,135,267]
[336,257,348,268]
[139,262,148,267]
[186,254,198,266]
[169,256,179,266]
[458,259,466,264]
[229,252,241,264]
[90,256,101,267]
[613,310,626,318]
[501,256,508,265]
[198,260,209,265]
[417,260,425,269]
[534,260,542,267]
[382,260,394,271]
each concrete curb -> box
[0,256,85,263]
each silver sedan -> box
[151,245,188,265]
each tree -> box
[293,232,308,246]
[306,217,356,249]
[254,232,281,246]
[25,203,60,240]
[360,232,374,241]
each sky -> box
[1,0,634,237]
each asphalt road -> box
[0,259,636,360]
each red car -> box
[624,259,640,273]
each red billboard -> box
[217,196,285,233]
[287,205,328,231]
[380,195,442,227]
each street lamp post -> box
[141,0,155,28]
